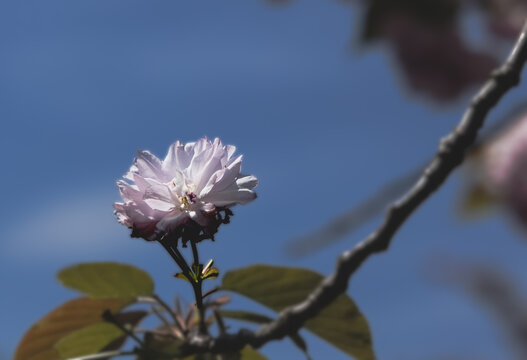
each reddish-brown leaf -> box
[15,297,133,360]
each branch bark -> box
[183,21,527,355]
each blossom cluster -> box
[114,137,257,243]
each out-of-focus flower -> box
[114,137,257,243]
[481,0,527,39]
[382,16,497,101]
[354,0,517,102]
[482,113,527,226]
[438,261,527,360]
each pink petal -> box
[236,175,258,190]
[199,155,242,198]
[116,180,142,202]
[135,150,165,180]
[157,211,189,233]
[201,187,257,207]
[163,140,193,172]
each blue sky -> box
[2,1,527,359]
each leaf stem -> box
[102,310,144,347]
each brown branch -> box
[182,21,527,355]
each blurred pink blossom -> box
[114,137,257,242]
[383,16,497,101]
[483,0,527,39]
[483,113,527,225]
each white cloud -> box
[2,192,139,262]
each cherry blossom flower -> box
[114,137,257,243]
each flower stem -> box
[190,240,200,267]
[172,246,194,280]
[190,240,207,335]
[159,236,207,335]
[159,238,192,277]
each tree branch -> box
[182,21,527,355]
[287,99,527,257]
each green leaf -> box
[219,310,273,324]
[240,346,267,360]
[202,267,219,280]
[54,323,124,359]
[55,310,148,359]
[459,183,495,218]
[140,333,185,360]
[57,262,155,298]
[100,310,149,350]
[174,272,193,282]
[15,297,133,360]
[201,260,219,280]
[222,265,375,360]
[220,310,309,359]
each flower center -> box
[167,174,198,211]
[179,191,198,210]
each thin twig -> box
[152,294,187,335]
[213,309,227,336]
[102,310,144,347]
[202,286,220,300]
[65,350,137,360]
[181,21,527,355]
[151,306,177,333]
